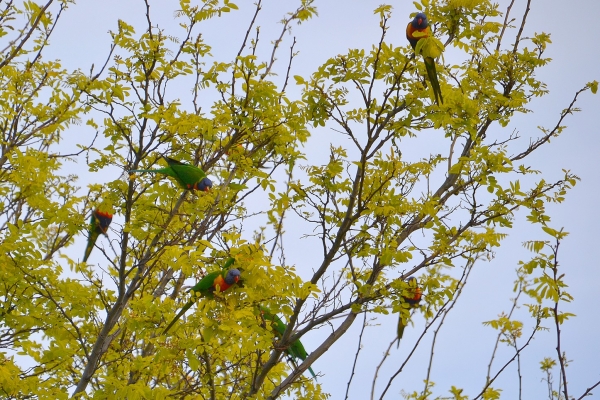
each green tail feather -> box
[424,56,443,105]
[397,319,407,348]
[83,231,99,262]
[130,169,166,174]
[307,365,317,380]
[130,167,180,184]
[260,306,317,379]
[163,300,194,335]
[288,355,317,380]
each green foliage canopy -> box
[0,0,597,399]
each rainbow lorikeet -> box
[130,156,212,191]
[406,12,444,105]
[163,259,240,335]
[259,306,317,379]
[397,276,422,347]
[83,209,113,262]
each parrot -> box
[406,12,444,105]
[130,156,213,191]
[259,306,317,379]
[163,259,240,335]
[83,209,113,262]
[397,276,422,347]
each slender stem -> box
[551,239,569,400]
[577,379,600,400]
[474,317,541,400]
[370,338,396,400]
[346,312,368,400]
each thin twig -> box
[551,239,569,400]
[474,316,541,400]
[345,312,368,399]
[370,338,396,400]
[485,282,524,383]
[577,379,600,400]
[496,0,516,52]
[0,0,54,69]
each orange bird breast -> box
[406,24,430,49]
[212,275,232,292]
[404,287,422,305]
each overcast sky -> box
[42,0,600,398]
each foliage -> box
[0,0,597,399]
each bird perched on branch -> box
[83,209,113,262]
[406,12,445,105]
[130,156,212,191]
[163,258,240,335]
[259,305,317,379]
[397,276,422,346]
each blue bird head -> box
[224,268,241,285]
[195,177,213,192]
[411,12,428,29]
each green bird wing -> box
[288,336,308,360]
[289,336,317,379]
[164,157,207,187]
[83,210,112,262]
[163,271,222,335]
[259,306,285,334]
[189,270,222,297]
[271,315,287,337]
[259,306,317,379]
